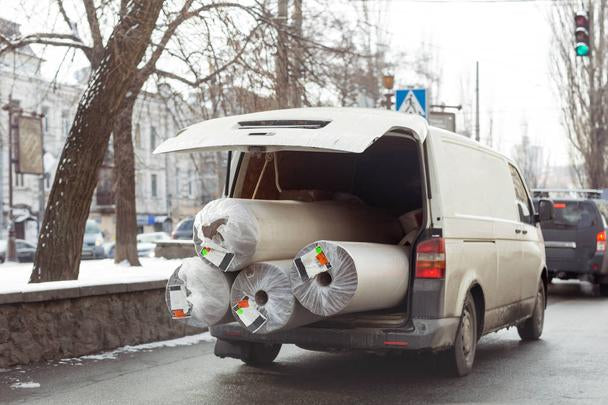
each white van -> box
[155,107,554,376]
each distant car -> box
[82,220,106,259]
[172,217,194,240]
[105,232,171,258]
[536,198,608,296]
[0,239,37,263]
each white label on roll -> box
[233,296,267,333]
[294,245,333,282]
[200,241,235,271]
[168,285,192,319]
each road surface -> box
[2,281,607,404]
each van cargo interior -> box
[231,135,424,328]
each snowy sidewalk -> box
[0,258,181,295]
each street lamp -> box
[2,101,22,262]
[381,73,395,110]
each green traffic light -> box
[576,43,590,56]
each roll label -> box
[294,245,332,282]
[200,240,235,271]
[233,296,267,333]
[168,284,192,319]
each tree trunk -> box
[113,98,141,266]
[290,0,303,108]
[30,0,164,283]
[275,0,289,108]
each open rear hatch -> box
[154,107,428,155]
[155,107,430,329]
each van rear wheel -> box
[599,284,608,297]
[517,280,545,341]
[440,292,477,377]
[242,343,282,366]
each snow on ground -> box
[0,257,182,294]
[60,332,215,363]
[10,381,41,389]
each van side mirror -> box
[536,199,554,223]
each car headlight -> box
[95,236,104,247]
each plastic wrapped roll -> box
[165,257,235,327]
[290,241,410,317]
[230,260,319,334]
[194,198,402,272]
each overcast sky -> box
[7,0,571,166]
[384,0,568,165]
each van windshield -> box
[542,201,597,230]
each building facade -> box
[0,19,221,242]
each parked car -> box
[154,107,554,377]
[105,232,171,258]
[534,196,608,296]
[82,219,105,259]
[172,217,194,240]
[0,239,37,263]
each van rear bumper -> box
[210,317,459,352]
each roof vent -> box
[238,120,330,129]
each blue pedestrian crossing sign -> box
[395,88,428,118]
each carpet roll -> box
[193,198,402,272]
[230,260,319,334]
[290,241,410,317]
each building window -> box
[134,123,141,148]
[175,168,180,195]
[41,106,50,133]
[14,173,24,187]
[151,174,158,198]
[188,170,193,196]
[61,109,70,138]
[45,174,51,189]
[150,126,157,151]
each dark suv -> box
[534,195,608,296]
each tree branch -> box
[0,32,92,59]
[82,0,104,63]
[155,22,262,88]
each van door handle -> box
[522,229,528,235]
[515,229,521,234]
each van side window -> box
[509,165,533,224]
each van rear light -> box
[597,231,606,253]
[415,238,446,279]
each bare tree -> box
[23,0,164,282]
[550,1,608,188]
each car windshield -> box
[85,221,101,234]
[542,201,597,230]
[177,219,193,231]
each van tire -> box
[242,343,281,366]
[517,280,545,341]
[441,292,477,377]
[599,284,608,297]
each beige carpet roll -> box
[194,198,402,272]
[165,257,235,327]
[290,241,410,317]
[230,260,319,334]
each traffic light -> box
[575,11,590,57]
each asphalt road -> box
[2,281,607,404]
